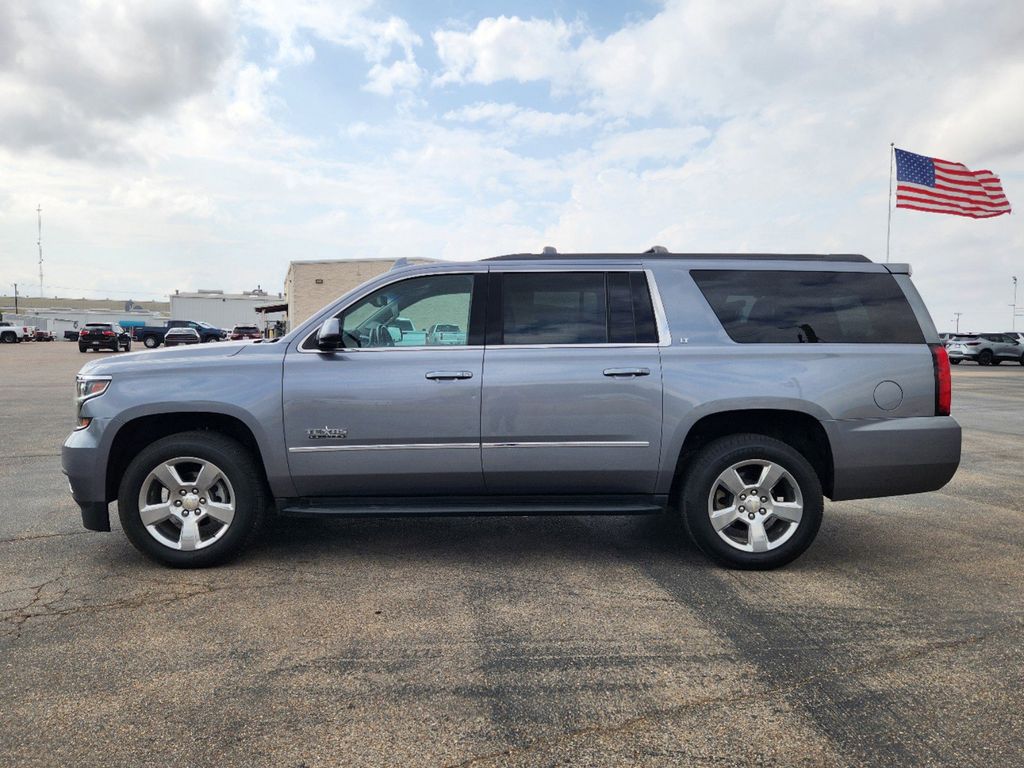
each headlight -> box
[76,376,111,401]
[75,375,111,429]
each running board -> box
[276,495,669,518]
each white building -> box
[170,288,285,330]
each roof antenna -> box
[541,246,557,255]
[644,245,668,253]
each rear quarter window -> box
[691,270,925,344]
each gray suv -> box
[62,252,960,569]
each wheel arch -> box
[666,407,835,502]
[105,411,271,503]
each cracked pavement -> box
[1,342,1022,767]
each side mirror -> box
[317,318,342,351]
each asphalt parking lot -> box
[1,342,1022,767]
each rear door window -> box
[501,273,607,345]
[493,271,659,345]
[691,270,924,344]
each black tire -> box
[124,340,132,352]
[1,332,15,344]
[118,431,268,567]
[991,359,1002,366]
[949,358,961,365]
[977,350,993,366]
[79,345,88,353]
[1019,354,1024,367]
[678,434,823,570]
[143,335,158,348]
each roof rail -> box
[391,257,410,270]
[645,245,668,253]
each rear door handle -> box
[425,370,474,380]
[603,367,650,377]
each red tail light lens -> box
[930,343,951,416]
[102,330,114,336]
[79,329,87,336]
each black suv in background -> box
[78,323,132,353]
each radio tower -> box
[37,204,44,297]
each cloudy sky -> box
[1,0,1021,331]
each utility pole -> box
[1013,277,1018,332]
[37,204,43,297]
[12,283,18,315]
[953,312,962,334]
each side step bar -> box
[276,495,669,518]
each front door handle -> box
[425,370,474,380]
[603,367,651,377]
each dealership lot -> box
[1,342,1022,767]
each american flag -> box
[895,148,1011,219]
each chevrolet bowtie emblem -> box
[307,426,348,440]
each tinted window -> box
[502,273,607,344]
[692,270,924,344]
[630,272,659,343]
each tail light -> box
[929,343,951,416]
[79,329,87,337]
[102,330,114,336]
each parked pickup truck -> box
[63,251,961,570]
[0,321,27,343]
[132,320,226,348]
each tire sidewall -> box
[681,435,823,570]
[118,433,265,567]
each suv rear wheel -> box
[118,431,267,567]
[679,434,823,569]
[977,349,993,365]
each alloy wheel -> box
[137,457,236,551]
[707,459,804,553]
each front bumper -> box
[62,423,111,531]
[826,416,961,501]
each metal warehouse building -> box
[171,288,285,330]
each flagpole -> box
[885,142,895,263]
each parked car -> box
[64,251,960,570]
[0,321,26,343]
[79,323,132,353]
[33,329,55,342]
[945,333,1023,365]
[163,327,201,347]
[230,325,262,340]
[133,320,226,348]
[21,325,37,341]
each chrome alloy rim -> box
[137,457,236,551]
[707,459,804,553]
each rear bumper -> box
[946,350,975,361]
[825,416,961,501]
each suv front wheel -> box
[118,431,267,567]
[680,434,823,570]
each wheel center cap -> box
[182,494,200,512]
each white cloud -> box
[433,16,580,85]
[241,0,423,94]
[443,102,598,135]
[365,58,422,96]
